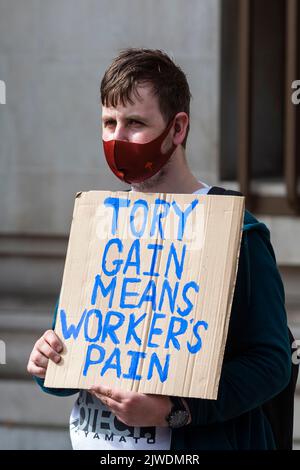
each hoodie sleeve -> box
[184,227,292,425]
[33,299,79,397]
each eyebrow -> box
[102,115,149,123]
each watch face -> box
[168,409,190,428]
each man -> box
[27,48,292,450]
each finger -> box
[36,340,61,363]
[42,330,63,353]
[27,360,46,378]
[89,385,124,402]
[92,392,123,414]
[31,350,49,368]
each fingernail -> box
[55,355,61,363]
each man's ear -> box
[173,112,189,146]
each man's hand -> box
[27,330,63,379]
[89,384,173,427]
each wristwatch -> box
[165,396,190,428]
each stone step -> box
[0,330,52,379]
[0,376,298,447]
[0,311,53,332]
[0,294,57,317]
[0,379,76,427]
[0,296,57,378]
[0,302,56,378]
[0,257,64,296]
[0,425,71,450]
[0,391,298,450]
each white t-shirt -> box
[69,181,212,450]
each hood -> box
[243,209,270,238]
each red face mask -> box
[102,119,177,183]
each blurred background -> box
[0,0,299,449]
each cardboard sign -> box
[45,190,245,399]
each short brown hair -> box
[100,48,192,148]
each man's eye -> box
[104,120,116,127]
[128,120,144,126]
